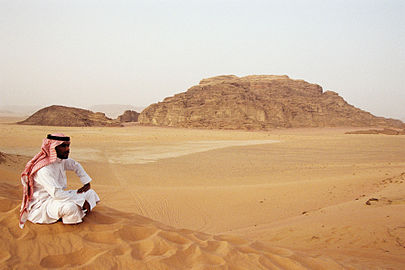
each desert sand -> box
[1,119,404,269]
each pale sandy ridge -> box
[0,139,279,165]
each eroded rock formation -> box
[138,75,404,130]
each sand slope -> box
[236,173,405,269]
[0,181,347,270]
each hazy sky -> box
[1,0,404,119]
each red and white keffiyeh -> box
[19,133,70,228]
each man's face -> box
[55,142,70,159]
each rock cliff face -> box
[117,110,139,123]
[138,75,404,130]
[18,105,121,127]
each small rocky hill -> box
[18,105,121,127]
[89,104,140,118]
[117,110,139,123]
[139,75,405,130]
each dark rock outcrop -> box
[346,128,405,135]
[138,75,405,130]
[18,105,121,127]
[117,110,139,123]
[0,152,6,164]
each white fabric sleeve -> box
[35,167,86,207]
[63,158,92,185]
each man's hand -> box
[77,183,90,193]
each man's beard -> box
[57,152,69,159]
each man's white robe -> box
[27,158,100,224]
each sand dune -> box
[1,123,405,269]
[0,180,346,269]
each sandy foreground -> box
[0,120,405,269]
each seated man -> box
[19,133,100,228]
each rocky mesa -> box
[18,105,121,127]
[139,75,404,130]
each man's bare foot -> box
[83,201,90,213]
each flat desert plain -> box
[1,119,405,269]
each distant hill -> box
[89,104,144,118]
[0,105,42,117]
[139,75,405,130]
[0,110,17,116]
[18,105,121,127]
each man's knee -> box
[60,202,81,217]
